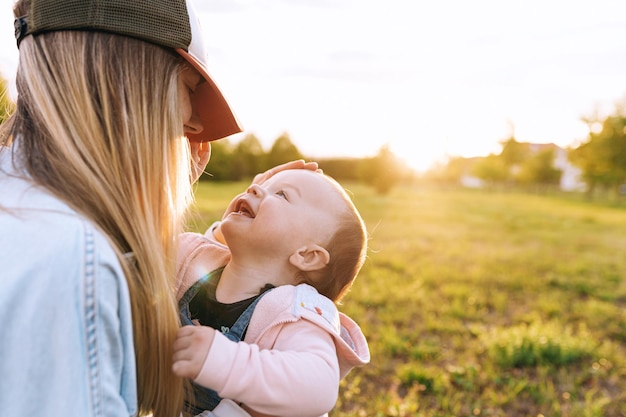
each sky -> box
[2,0,626,172]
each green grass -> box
[189,182,626,417]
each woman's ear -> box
[289,244,330,271]
[189,141,211,183]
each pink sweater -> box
[176,231,370,417]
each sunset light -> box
[2,1,626,414]
[1,0,625,171]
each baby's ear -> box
[289,244,330,272]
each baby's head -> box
[301,172,368,303]
[223,169,368,303]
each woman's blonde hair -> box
[4,25,193,416]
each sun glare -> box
[391,143,447,174]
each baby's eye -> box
[276,190,288,200]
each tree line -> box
[427,99,626,198]
[569,109,626,197]
[204,133,414,194]
[0,73,412,194]
[0,75,15,127]
[427,138,564,189]
[4,70,624,197]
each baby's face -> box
[223,170,345,254]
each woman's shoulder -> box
[0,172,135,415]
[3,186,115,257]
[0,159,88,233]
[0,170,124,287]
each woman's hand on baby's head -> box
[252,160,321,185]
[172,325,215,380]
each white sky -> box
[2,0,626,171]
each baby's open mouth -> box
[234,199,255,218]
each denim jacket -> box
[0,149,137,416]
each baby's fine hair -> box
[306,175,367,303]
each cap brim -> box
[176,48,242,143]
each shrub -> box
[481,320,597,369]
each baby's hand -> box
[172,325,215,380]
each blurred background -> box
[2,0,626,175]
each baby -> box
[174,168,370,416]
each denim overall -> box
[179,272,271,415]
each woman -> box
[0,0,241,416]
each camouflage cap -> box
[15,0,241,142]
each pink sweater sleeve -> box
[194,321,340,417]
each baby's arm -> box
[173,322,339,417]
[172,325,215,381]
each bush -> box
[481,320,597,369]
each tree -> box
[265,132,304,170]
[316,158,362,182]
[472,153,510,186]
[202,138,234,181]
[499,137,531,167]
[0,73,15,126]
[569,113,626,196]
[516,147,562,188]
[231,133,266,180]
[424,156,475,185]
[359,144,406,195]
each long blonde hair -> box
[5,28,192,416]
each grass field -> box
[189,181,626,417]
